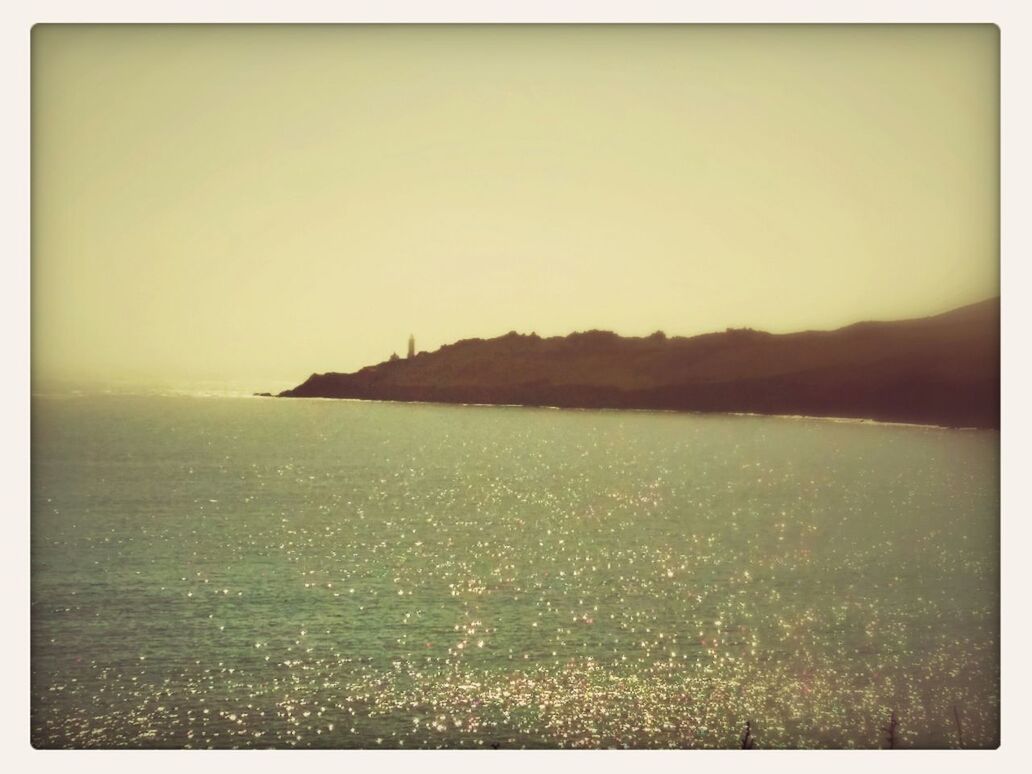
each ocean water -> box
[31,395,999,749]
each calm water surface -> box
[31,395,999,748]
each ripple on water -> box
[31,397,1000,748]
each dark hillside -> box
[279,298,1000,428]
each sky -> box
[32,24,999,388]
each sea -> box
[30,392,1000,749]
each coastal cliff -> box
[278,298,1000,429]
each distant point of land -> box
[277,298,1000,429]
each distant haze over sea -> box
[32,25,998,387]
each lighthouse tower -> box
[407,334,415,359]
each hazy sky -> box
[32,24,999,387]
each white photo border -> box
[5,3,1028,774]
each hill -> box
[278,298,1000,428]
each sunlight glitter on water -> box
[31,396,999,748]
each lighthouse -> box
[407,334,415,359]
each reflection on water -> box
[31,396,999,748]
